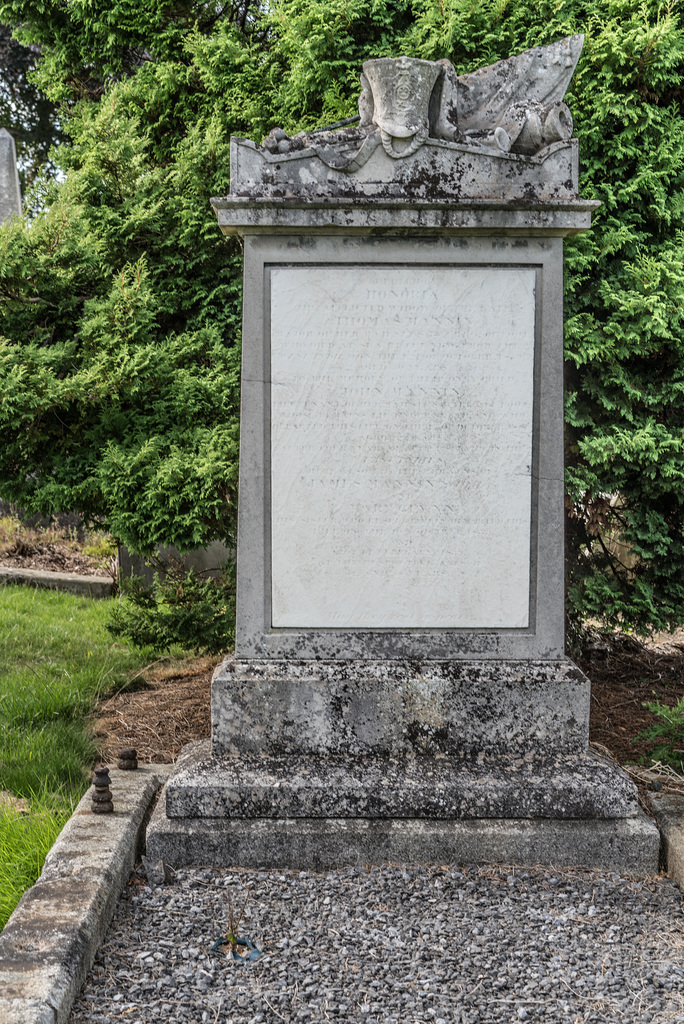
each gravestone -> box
[0,128,21,224]
[147,38,660,872]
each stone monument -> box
[0,128,21,225]
[148,38,660,873]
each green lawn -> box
[0,584,151,927]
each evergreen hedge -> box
[0,0,683,635]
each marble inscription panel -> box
[270,265,536,628]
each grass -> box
[0,793,71,927]
[0,584,152,928]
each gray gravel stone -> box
[69,862,684,1024]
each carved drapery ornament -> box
[263,37,583,171]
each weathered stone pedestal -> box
[147,42,660,873]
[148,658,658,872]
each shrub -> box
[638,695,684,769]
[108,559,236,655]
[1,0,683,636]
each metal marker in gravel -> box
[69,863,684,1024]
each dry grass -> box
[93,656,215,763]
[0,515,116,577]
[622,759,684,795]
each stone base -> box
[167,741,637,820]
[212,657,590,757]
[144,740,659,875]
[147,795,659,876]
[149,658,657,875]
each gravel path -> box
[69,862,684,1024]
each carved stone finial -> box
[361,56,441,158]
[438,35,583,154]
[91,765,114,814]
[226,36,585,202]
[117,746,138,770]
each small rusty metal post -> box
[91,766,114,814]
[117,747,138,770]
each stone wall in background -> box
[118,541,232,584]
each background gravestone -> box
[0,128,21,224]
[148,39,660,873]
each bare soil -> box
[92,635,684,773]
[0,544,110,576]
[93,657,214,764]
[0,516,114,577]
[583,631,684,766]
[6,512,684,775]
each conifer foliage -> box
[0,0,683,634]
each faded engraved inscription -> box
[270,265,535,628]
